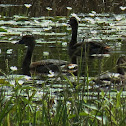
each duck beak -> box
[16,39,25,44]
[15,41,19,44]
[15,40,24,45]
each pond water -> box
[0,1,126,100]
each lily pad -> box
[0,28,7,32]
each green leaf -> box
[0,28,7,32]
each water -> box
[0,1,126,100]
[0,13,126,76]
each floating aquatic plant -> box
[24,4,32,16]
[24,4,32,8]
[43,27,52,31]
[24,75,31,80]
[46,7,52,11]
[66,7,72,17]
[48,70,55,77]
[84,17,96,24]
[115,15,123,21]
[120,6,126,11]
[18,80,24,85]
[46,7,53,17]
[62,23,67,26]
[66,7,72,10]
[43,51,49,56]
[10,66,17,71]
[71,13,81,21]
[62,42,67,47]
[34,20,40,24]
[6,49,13,54]
[9,80,15,86]
[89,11,96,17]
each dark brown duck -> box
[94,55,126,85]
[68,17,111,63]
[17,35,77,75]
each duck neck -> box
[71,56,77,64]
[70,25,78,47]
[22,45,34,75]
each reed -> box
[0,60,126,126]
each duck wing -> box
[70,41,110,56]
[30,59,68,73]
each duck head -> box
[69,17,78,28]
[18,35,35,47]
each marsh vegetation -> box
[0,0,126,125]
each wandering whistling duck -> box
[68,16,111,63]
[17,35,77,76]
[94,55,126,85]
